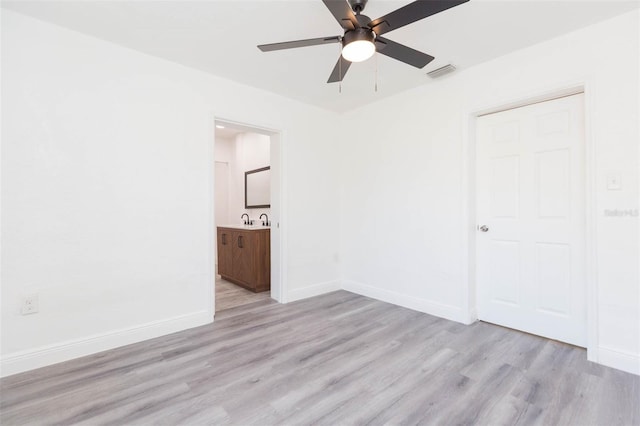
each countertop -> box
[218,224,270,230]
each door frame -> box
[462,82,598,361]
[213,160,230,268]
[209,116,287,319]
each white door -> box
[476,94,586,347]
[214,161,229,270]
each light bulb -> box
[341,39,376,63]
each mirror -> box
[245,166,270,208]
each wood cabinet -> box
[217,227,270,293]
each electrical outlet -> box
[21,294,39,315]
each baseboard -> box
[0,310,211,378]
[341,280,466,324]
[464,307,478,325]
[286,280,342,303]
[597,346,640,375]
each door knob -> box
[478,225,489,232]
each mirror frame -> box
[244,166,271,208]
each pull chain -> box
[338,41,342,94]
[375,51,378,92]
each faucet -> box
[260,213,269,226]
[241,213,250,225]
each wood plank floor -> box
[1,291,638,425]
[215,277,271,312]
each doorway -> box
[475,93,587,347]
[212,119,282,314]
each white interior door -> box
[476,93,586,347]
[214,161,229,270]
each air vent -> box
[427,64,456,79]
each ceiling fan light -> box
[341,28,376,63]
[342,40,375,62]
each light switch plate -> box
[606,174,621,190]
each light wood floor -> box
[215,277,271,313]
[1,291,638,425]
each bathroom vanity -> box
[217,226,270,293]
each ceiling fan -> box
[258,0,469,83]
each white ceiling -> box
[3,0,639,113]
[215,125,245,140]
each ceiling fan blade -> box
[327,56,352,83]
[322,0,359,30]
[258,36,341,52]
[375,36,434,68]
[369,0,469,36]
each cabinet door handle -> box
[222,234,227,245]
[238,236,244,248]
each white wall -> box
[1,10,342,376]
[214,136,234,166]
[228,132,271,225]
[339,10,639,374]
